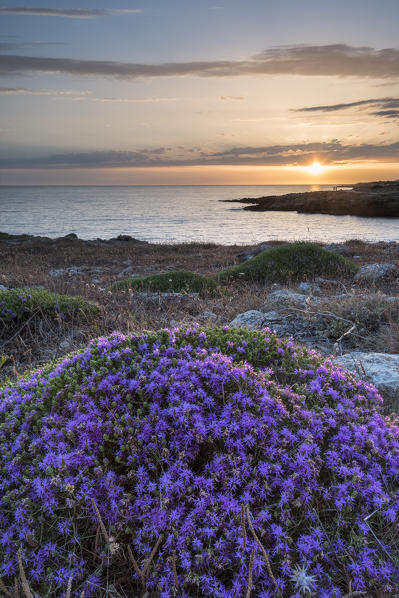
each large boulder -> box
[335,351,399,410]
[230,309,266,329]
[264,288,320,308]
[354,263,397,281]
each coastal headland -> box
[226,179,399,217]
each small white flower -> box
[290,565,316,595]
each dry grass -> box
[1,235,399,383]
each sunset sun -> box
[307,161,325,175]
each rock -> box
[354,263,398,281]
[335,352,399,410]
[226,180,399,218]
[198,311,218,322]
[298,282,321,296]
[260,310,284,322]
[48,266,85,277]
[230,310,267,329]
[115,235,135,241]
[263,289,319,308]
[49,269,67,278]
[237,242,272,262]
[117,266,135,277]
[323,243,351,255]
[315,277,343,289]
[62,233,78,240]
[59,339,71,351]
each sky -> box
[0,0,399,184]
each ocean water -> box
[1,185,398,245]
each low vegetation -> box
[1,326,398,597]
[321,292,399,352]
[217,242,358,283]
[0,287,99,325]
[113,269,218,294]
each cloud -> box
[1,44,399,80]
[0,8,143,18]
[0,40,66,51]
[220,95,245,100]
[0,87,90,96]
[1,141,398,169]
[92,96,177,103]
[0,87,177,102]
[294,97,399,120]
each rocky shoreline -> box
[225,179,399,217]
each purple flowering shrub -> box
[1,325,399,597]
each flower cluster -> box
[1,325,399,597]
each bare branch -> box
[17,550,34,598]
[245,548,255,598]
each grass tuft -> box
[112,269,218,295]
[217,242,358,283]
[0,287,99,325]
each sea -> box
[1,185,398,245]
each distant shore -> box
[225,179,399,218]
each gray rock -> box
[298,282,321,296]
[355,263,397,281]
[315,277,343,289]
[48,266,85,277]
[59,339,71,351]
[260,310,284,322]
[117,266,135,277]
[237,242,272,262]
[323,243,351,255]
[263,289,319,308]
[49,268,67,278]
[230,310,266,330]
[198,311,218,322]
[335,352,399,410]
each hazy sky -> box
[1,0,399,184]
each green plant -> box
[112,269,218,295]
[0,287,99,325]
[217,242,357,283]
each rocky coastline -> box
[226,179,399,217]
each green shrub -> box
[217,242,357,283]
[0,287,99,325]
[113,269,218,294]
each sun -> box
[307,161,325,175]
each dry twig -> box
[127,545,144,586]
[245,505,280,594]
[245,548,255,598]
[65,575,73,598]
[172,550,179,588]
[17,550,34,598]
[142,534,164,579]
[0,578,11,596]
[240,503,247,552]
[91,497,110,544]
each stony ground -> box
[1,232,399,389]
